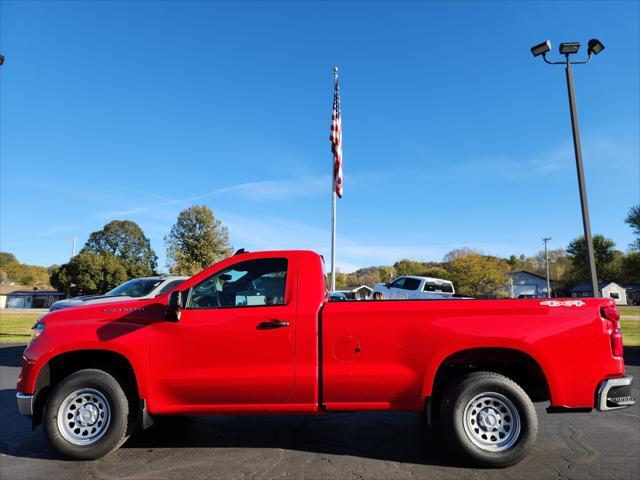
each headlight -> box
[30,322,45,344]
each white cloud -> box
[205,177,328,201]
[458,135,638,181]
[41,225,79,236]
[94,176,330,220]
[216,211,511,272]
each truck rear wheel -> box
[440,371,537,468]
[43,369,131,459]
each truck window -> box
[423,282,454,293]
[402,278,421,290]
[157,279,186,296]
[188,258,288,309]
[390,278,406,289]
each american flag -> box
[330,73,343,198]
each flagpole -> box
[330,66,338,292]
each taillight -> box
[602,306,623,357]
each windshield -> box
[106,278,163,298]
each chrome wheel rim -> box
[57,388,111,446]
[462,392,521,452]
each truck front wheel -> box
[43,369,131,459]
[440,371,537,468]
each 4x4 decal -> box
[540,300,586,307]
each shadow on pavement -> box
[0,344,25,367]
[0,389,57,460]
[123,412,458,467]
[624,346,640,367]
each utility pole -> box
[543,237,552,298]
[69,236,78,258]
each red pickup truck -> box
[17,250,634,467]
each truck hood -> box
[50,295,131,311]
[42,295,167,328]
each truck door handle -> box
[257,320,290,330]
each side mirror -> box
[165,290,183,322]
[385,282,392,289]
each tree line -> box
[334,205,640,297]
[0,205,232,296]
[1,204,638,298]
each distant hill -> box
[0,252,53,289]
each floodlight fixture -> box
[531,40,552,57]
[559,42,580,55]
[588,39,605,56]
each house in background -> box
[508,271,555,298]
[335,285,373,300]
[622,284,640,306]
[570,282,628,305]
[0,286,64,309]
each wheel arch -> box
[425,347,552,405]
[32,348,143,426]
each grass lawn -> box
[618,305,640,319]
[0,311,42,344]
[619,306,640,347]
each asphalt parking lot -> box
[1,344,638,480]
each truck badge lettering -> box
[540,300,585,307]
[102,307,146,313]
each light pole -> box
[70,236,78,258]
[543,237,552,298]
[531,39,604,298]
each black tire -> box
[440,371,537,468]
[43,369,131,460]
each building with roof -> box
[570,282,628,305]
[0,285,64,309]
[508,270,555,298]
[335,285,373,300]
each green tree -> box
[422,267,453,281]
[83,220,157,276]
[566,234,617,282]
[0,253,52,288]
[50,252,128,296]
[533,248,571,281]
[0,252,18,268]
[165,205,232,275]
[507,254,524,270]
[448,253,509,298]
[378,266,396,284]
[620,252,640,283]
[393,259,426,276]
[625,205,640,251]
[443,247,477,264]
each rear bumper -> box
[16,393,34,416]
[597,375,635,411]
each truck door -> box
[149,256,296,409]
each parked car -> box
[17,250,634,467]
[49,276,188,311]
[373,275,455,300]
[329,292,348,301]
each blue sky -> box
[1,1,638,273]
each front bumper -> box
[597,375,635,411]
[16,393,34,416]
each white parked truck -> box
[373,275,455,300]
[50,276,188,311]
